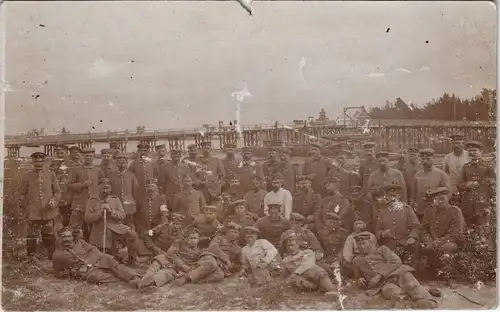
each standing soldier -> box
[69,146,83,166]
[396,147,421,202]
[444,134,470,206]
[109,154,140,230]
[109,141,122,158]
[155,144,170,170]
[366,151,407,203]
[183,144,200,178]
[100,149,117,178]
[315,177,352,233]
[457,141,495,238]
[19,152,61,260]
[129,143,158,210]
[243,176,267,218]
[225,173,246,200]
[293,175,321,227]
[358,142,379,200]
[52,145,76,227]
[221,142,240,186]
[237,146,265,194]
[68,148,104,240]
[158,148,191,208]
[411,149,452,220]
[374,182,420,269]
[172,175,207,223]
[280,146,297,193]
[332,149,362,200]
[348,185,374,232]
[197,141,225,204]
[302,142,336,196]
[85,178,138,266]
[262,140,285,191]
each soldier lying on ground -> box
[419,186,464,273]
[278,212,324,260]
[53,227,141,286]
[352,232,437,309]
[281,231,339,297]
[239,226,281,286]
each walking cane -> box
[102,207,107,254]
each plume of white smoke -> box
[231,84,252,138]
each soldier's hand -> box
[381,229,393,238]
[101,203,111,211]
[82,180,92,188]
[406,237,417,245]
[357,277,368,288]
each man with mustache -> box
[154,144,170,170]
[100,149,117,178]
[19,152,61,261]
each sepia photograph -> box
[1,1,497,310]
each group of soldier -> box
[17,133,495,307]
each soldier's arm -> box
[165,241,187,268]
[84,198,103,224]
[396,170,407,203]
[405,205,420,239]
[260,239,279,265]
[131,175,140,202]
[157,166,166,194]
[51,171,62,200]
[67,170,84,192]
[256,164,265,182]
[199,191,207,209]
[294,250,316,275]
[306,229,324,257]
[109,198,126,221]
[443,155,450,175]
[410,175,418,206]
[364,173,375,199]
[283,189,293,220]
[378,246,402,277]
[18,173,29,204]
[456,166,467,192]
[440,171,452,197]
[374,213,384,240]
[314,201,324,230]
[263,193,270,216]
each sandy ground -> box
[1,258,497,311]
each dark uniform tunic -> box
[281,161,297,194]
[279,227,324,258]
[128,157,158,208]
[108,170,140,216]
[237,161,265,193]
[317,226,349,262]
[136,194,168,255]
[293,189,321,222]
[358,158,379,197]
[172,188,207,223]
[366,168,407,203]
[302,157,335,196]
[243,189,267,218]
[314,193,352,231]
[158,161,191,206]
[195,156,226,203]
[254,216,291,248]
[262,160,284,191]
[68,165,105,226]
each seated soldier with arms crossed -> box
[281,231,339,297]
[53,227,141,286]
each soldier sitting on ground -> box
[243,176,267,218]
[340,219,377,278]
[278,212,324,260]
[224,199,257,227]
[239,226,281,286]
[53,227,141,286]
[84,178,138,266]
[208,222,243,277]
[281,232,339,297]
[419,186,464,274]
[316,212,350,277]
[293,175,321,228]
[352,232,437,309]
[254,203,291,248]
[193,205,222,248]
[142,213,185,255]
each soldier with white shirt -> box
[263,174,293,220]
[443,134,469,205]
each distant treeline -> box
[369,88,496,121]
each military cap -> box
[183,226,202,237]
[81,147,95,154]
[137,142,150,149]
[419,148,435,157]
[57,226,74,236]
[154,144,166,150]
[281,146,292,154]
[407,147,419,154]
[203,205,218,213]
[225,221,242,231]
[241,146,252,153]
[171,213,185,221]
[69,146,82,152]
[244,226,260,234]
[427,187,450,197]
[309,142,323,149]
[353,231,373,242]
[362,142,376,148]
[325,212,341,220]
[297,175,311,182]
[200,141,212,147]
[252,175,262,181]
[450,134,465,141]
[227,172,240,180]
[100,148,113,155]
[280,231,298,246]
[224,142,236,149]
[267,203,282,210]
[54,144,69,151]
[325,176,340,184]
[114,153,128,160]
[98,178,112,186]
[146,178,158,185]
[375,151,389,158]
[187,144,197,150]
[170,148,182,154]
[289,212,305,222]
[30,152,46,159]
[380,181,403,192]
[465,141,483,150]
[231,199,246,207]
[271,174,283,181]
[109,141,120,148]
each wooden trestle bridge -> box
[5,121,496,158]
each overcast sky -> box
[5,1,496,135]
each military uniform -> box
[279,216,324,259]
[358,143,379,198]
[208,222,243,274]
[141,214,184,255]
[316,213,350,263]
[352,233,436,309]
[109,155,140,229]
[84,187,138,262]
[195,152,226,204]
[254,213,291,248]
[237,147,265,193]
[262,141,285,191]
[51,145,78,227]
[52,237,140,284]
[366,151,407,203]
[193,206,222,241]
[155,144,170,170]
[457,141,495,229]
[348,186,374,232]
[315,181,352,232]
[68,149,105,233]
[158,150,191,207]
[302,143,336,196]
[280,147,297,193]
[221,143,241,185]
[99,149,118,178]
[293,177,322,225]
[243,186,266,218]
[396,149,421,202]
[128,144,159,209]
[19,152,62,259]
[172,187,207,223]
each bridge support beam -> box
[109,140,126,153]
[219,131,238,149]
[7,145,20,158]
[167,136,185,152]
[78,141,93,150]
[44,144,56,157]
[194,133,212,148]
